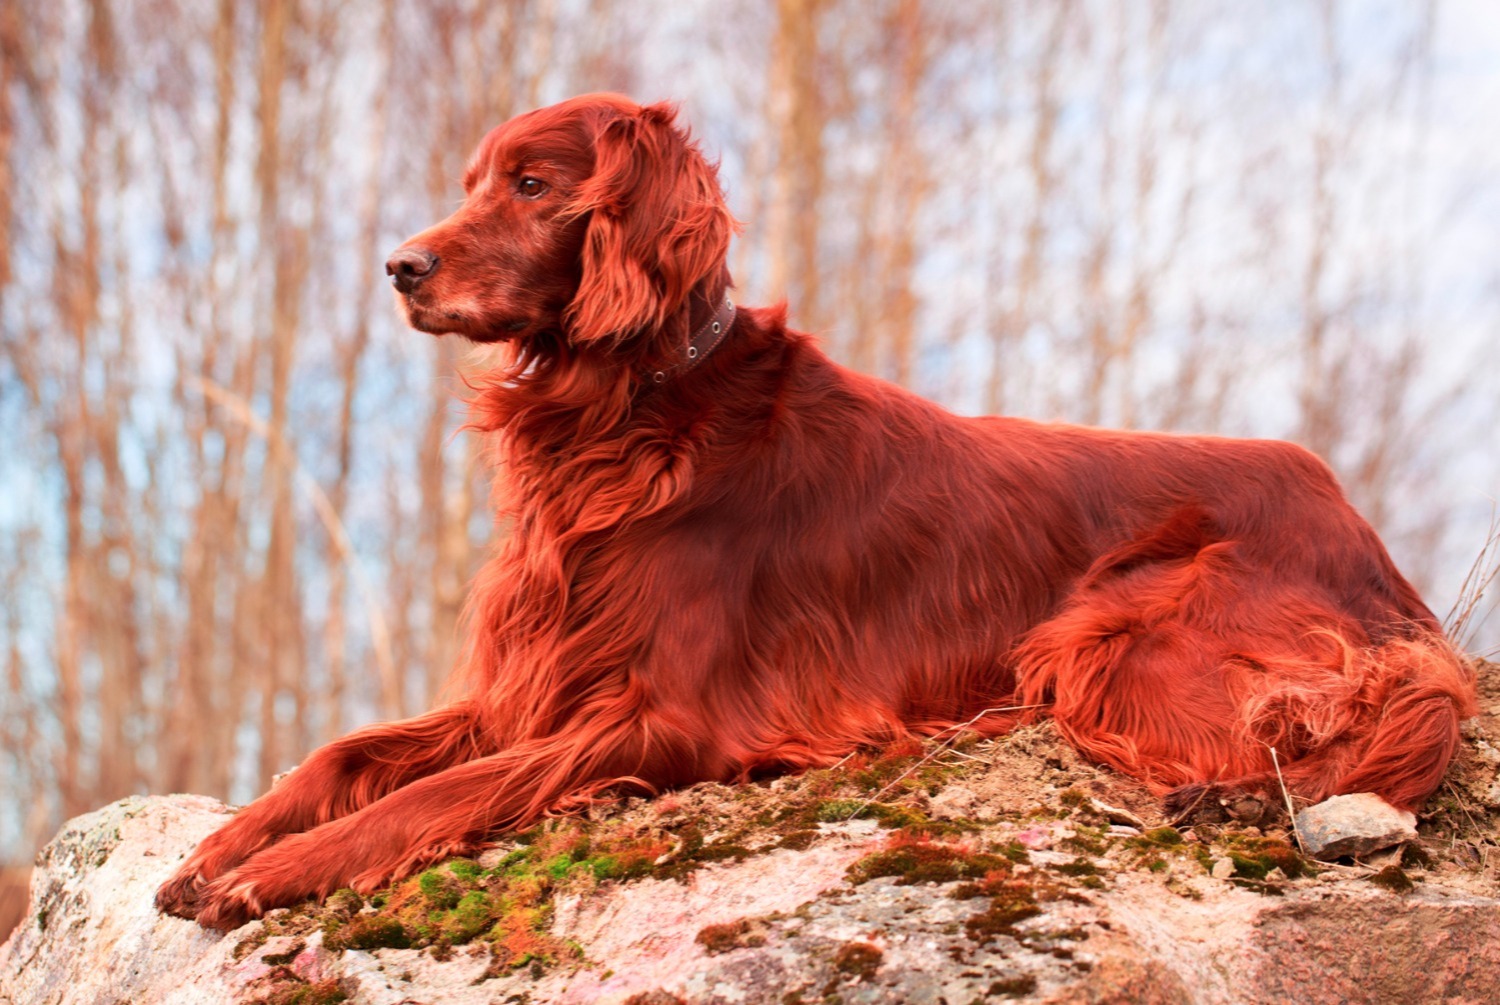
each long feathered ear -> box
[565,102,737,345]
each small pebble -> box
[1294,793,1417,861]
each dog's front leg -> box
[157,699,485,920]
[189,722,662,930]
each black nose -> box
[385,247,438,294]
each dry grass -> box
[1444,506,1500,658]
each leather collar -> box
[648,296,736,386]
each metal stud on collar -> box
[646,296,736,389]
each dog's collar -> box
[649,296,736,386]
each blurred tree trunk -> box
[875,0,931,385]
[0,0,16,302]
[986,0,1069,414]
[163,0,253,799]
[765,0,827,329]
[254,0,307,789]
[323,0,398,736]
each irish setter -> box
[159,94,1475,930]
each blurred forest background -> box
[2,0,1499,936]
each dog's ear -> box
[565,102,736,345]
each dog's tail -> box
[1325,634,1476,808]
[1237,630,1476,811]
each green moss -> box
[1062,834,1110,858]
[964,882,1042,943]
[1222,837,1310,880]
[1052,857,1098,878]
[492,848,531,873]
[1369,865,1414,893]
[816,799,922,828]
[324,915,411,951]
[810,798,975,837]
[647,822,757,880]
[418,868,462,909]
[1122,827,1194,873]
[691,842,752,865]
[1060,832,1108,856]
[305,835,579,969]
[1141,827,1184,847]
[1227,852,1271,880]
[258,741,1048,977]
[964,868,1095,948]
[542,855,575,881]
[585,837,668,881]
[447,858,483,881]
[581,854,620,880]
[444,891,499,942]
[1401,843,1433,869]
[997,841,1031,864]
[847,838,1012,886]
[323,889,363,917]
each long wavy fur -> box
[159,94,1476,930]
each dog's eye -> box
[517,177,548,199]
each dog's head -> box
[386,94,735,354]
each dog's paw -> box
[189,831,344,931]
[1165,781,1276,826]
[193,873,267,932]
[155,867,207,919]
[1164,782,1220,823]
[154,813,277,921]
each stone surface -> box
[0,795,248,1005]
[4,792,1500,1004]
[1294,792,1420,860]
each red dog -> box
[159,94,1475,930]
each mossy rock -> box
[848,838,1013,886]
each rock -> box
[6,781,1500,1005]
[1088,797,1147,829]
[1294,792,1419,860]
[1014,824,1053,849]
[926,784,979,820]
[0,795,246,1005]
